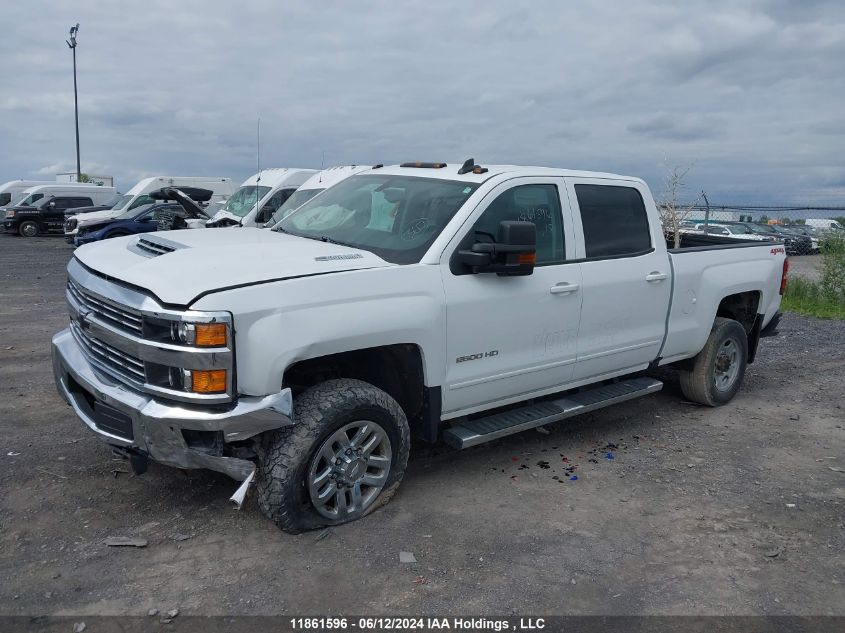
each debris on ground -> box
[785,504,797,509]
[72,622,86,633]
[36,468,68,479]
[166,609,179,618]
[399,551,417,563]
[765,545,784,558]
[171,533,192,542]
[7,452,21,456]
[536,426,550,435]
[829,466,844,473]
[314,529,331,542]
[147,609,159,617]
[104,537,148,548]
[413,576,429,584]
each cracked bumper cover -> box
[51,327,293,480]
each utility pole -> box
[66,23,81,181]
[702,190,710,230]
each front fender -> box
[191,265,446,396]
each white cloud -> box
[0,0,843,203]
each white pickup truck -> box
[52,160,787,533]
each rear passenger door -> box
[564,179,670,381]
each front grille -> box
[67,278,143,336]
[70,320,146,384]
[136,237,176,257]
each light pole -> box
[66,23,81,181]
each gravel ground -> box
[789,254,822,282]
[0,235,843,617]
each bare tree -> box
[658,164,702,248]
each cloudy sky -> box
[2,0,844,204]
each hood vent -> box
[129,235,187,258]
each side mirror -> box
[457,220,537,276]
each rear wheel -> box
[256,379,410,533]
[18,221,39,237]
[679,317,748,406]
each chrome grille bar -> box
[70,320,146,384]
[67,278,143,335]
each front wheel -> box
[256,379,410,533]
[19,221,39,237]
[679,317,748,406]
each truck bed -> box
[667,233,778,251]
[659,236,784,366]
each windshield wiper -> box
[319,235,356,248]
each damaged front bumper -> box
[52,327,293,481]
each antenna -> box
[256,118,261,184]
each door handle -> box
[550,282,579,295]
[645,271,668,282]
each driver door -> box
[440,178,582,417]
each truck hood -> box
[73,209,122,226]
[73,228,393,306]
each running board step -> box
[442,377,663,449]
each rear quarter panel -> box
[660,245,784,363]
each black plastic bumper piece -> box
[761,312,782,338]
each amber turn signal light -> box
[195,323,227,347]
[190,369,227,393]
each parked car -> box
[205,168,317,228]
[4,191,113,237]
[52,160,786,532]
[65,176,235,242]
[681,222,774,242]
[737,223,812,255]
[778,225,821,253]
[73,188,213,246]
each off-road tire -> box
[18,221,39,237]
[256,379,411,533]
[679,317,748,406]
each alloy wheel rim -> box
[22,224,36,237]
[714,338,740,392]
[307,420,392,520]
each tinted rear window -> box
[575,184,651,258]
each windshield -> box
[102,193,123,208]
[111,194,133,211]
[217,185,271,218]
[269,188,323,225]
[17,192,45,206]
[275,175,479,264]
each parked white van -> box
[806,218,844,231]
[0,180,55,208]
[267,165,373,226]
[14,184,117,209]
[206,168,317,228]
[66,176,234,240]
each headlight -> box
[171,321,229,347]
